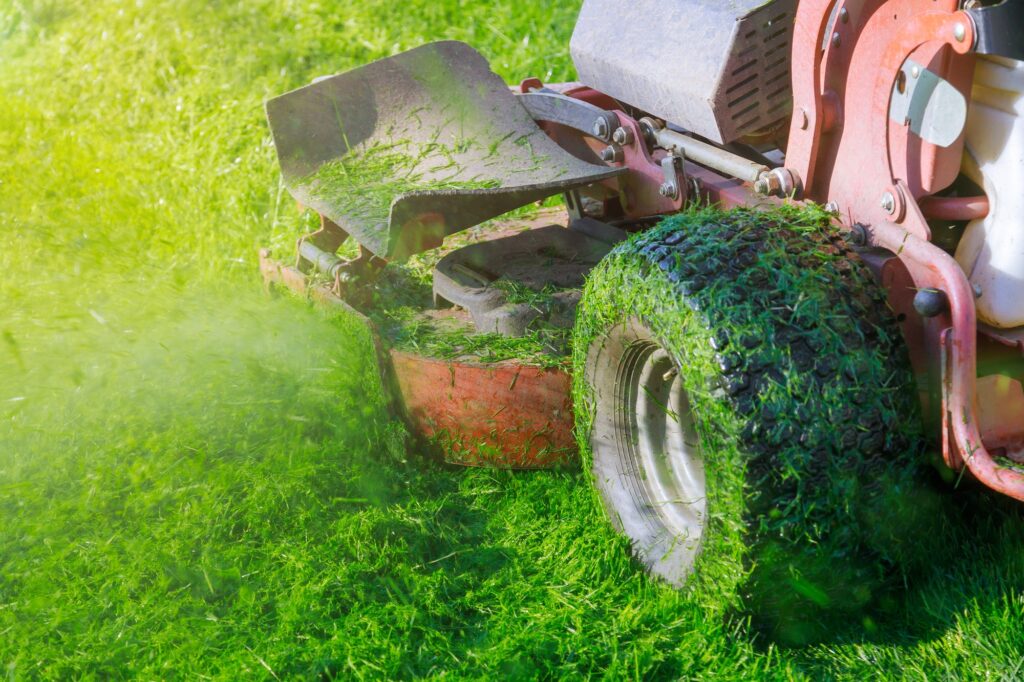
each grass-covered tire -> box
[574,206,939,636]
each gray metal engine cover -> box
[570,0,796,144]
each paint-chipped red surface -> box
[390,350,576,469]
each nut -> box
[846,223,869,247]
[600,145,624,163]
[611,126,635,146]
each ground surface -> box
[1,1,1023,679]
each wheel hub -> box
[587,319,706,586]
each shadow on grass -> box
[742,473,1024,658]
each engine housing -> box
[570,0,796,144]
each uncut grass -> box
[1,0,1024,679]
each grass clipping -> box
[300,138,501,228]
[365,236,570,369]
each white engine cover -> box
[956,56,1024,329]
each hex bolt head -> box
[600,145,623,163]
[953,22,966,43]
[659,182,678,199]
[911,65,921,79]
[831,32,841,48]
[592,118,609,139]
[839,7,849,23]
[611,126,634,146]
[913,288,948,318]
[880,191,896,214]
[755,171,785,197]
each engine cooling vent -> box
[721,4,795,138]
[571,0,796,144]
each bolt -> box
[913,289,948,318]
[839,7,849,23]
[831,32,841,48]
[973,283,983,298]
[662,367,679,382]
[612,126,635,146]
[846,223,869,246]
[798,108,809,130]
[600,145,623,163]
[592,118,609,139]
[659,182,678,199]
[880,191,896,214]
[755,171,786,197]
[911,65,921,79]
[953,22,966,43]
[689,177,702,201]
[824,201,839,214]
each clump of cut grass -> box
[384,309,569,368]
[490,278,567,308]
[300,138,501,227]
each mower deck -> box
[260,208,624,468]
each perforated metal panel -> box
[570,0,796,144]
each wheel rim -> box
[587,319,706,586]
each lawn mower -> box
[261,0,1024,595]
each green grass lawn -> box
[2,1,1023,678]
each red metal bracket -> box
[871,222,1024,500]
[788,0,973,240]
